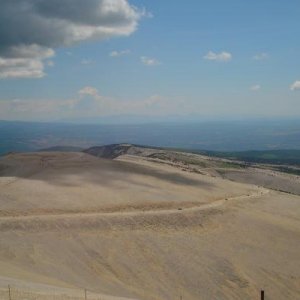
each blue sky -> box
[0,0,300,122]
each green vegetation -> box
[217,161,244,169]
[148,152,208,167]
[198,150,300,166]
[274,166,300,176]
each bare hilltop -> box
[0,144,299,299]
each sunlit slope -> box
[0,152,257,215]
[0,151,299,299]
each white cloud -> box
[290,81,300,91]
[47,61,55,67]
[140,56,160,66]
[253,53,269,60]
[250,84,261,91]
[0,86,172,121]
[110,50,131,57]
[203,51,232,62]
[81,59,94,65]
[144,95,165,105]
[0,45,54,79]
[0,0,145,79]
[78,86,100,97]
[0,98,75,120]
[0,58,44,79]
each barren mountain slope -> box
[0,152,258,216]
[0,151,299,299]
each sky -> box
[0,0,300,122]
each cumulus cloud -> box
[0,0,144,79]
[0,98,75,120]
[203,51,232,62]
[290,81,300,91]
[47,61,55,67]
[250,84,261,91]
[0,45,54,79]
[140,56,160,66]
[79,86,100,97]
[0,87,172,121]
[110,49,131,57]
[253,53,269,60]
[81,59,94,65]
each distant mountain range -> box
[39,146,84,152]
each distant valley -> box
[1,119,300,156]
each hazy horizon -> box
[1,118,300,156]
